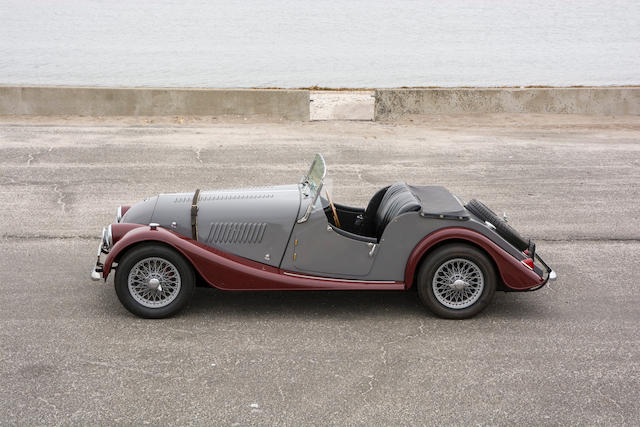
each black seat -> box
[373,182,421,238]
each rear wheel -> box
[114,244,195,318]
[417,243,496,319]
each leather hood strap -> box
[191,189,200,241]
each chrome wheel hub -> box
[432,258,484,309]
[128,257,181,308]
[451,279,466,291]
[148,278,160,290]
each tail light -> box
[521,258,535,270]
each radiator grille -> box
[206,222,267,244]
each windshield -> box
[302,153,326,199]
[296,153,327,223]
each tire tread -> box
[114,243,195,318]
[416,243,496,319]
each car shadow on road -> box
[185,287,547,320]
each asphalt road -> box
[1,114,639,425]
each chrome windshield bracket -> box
[297,206,312,223]
[297,181,323,224]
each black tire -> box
[114,244,195,318]
[465,199,529,251]
[417,243,496,319]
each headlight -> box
[101,225,113,250]
[115,205,131,223]
[107,225,113,248]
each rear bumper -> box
[525,252,557,291]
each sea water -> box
[1,0,638,88]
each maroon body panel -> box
[102,225,405,291]
[104,225,542,292]
[403,227,545,290]
[111,222,144,242]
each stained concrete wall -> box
[0,86,310,120]
[375,88,640,120]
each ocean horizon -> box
[1,0,639,88]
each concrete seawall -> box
[375,88,640,120]
[0,86,310,121]
[2,86,639,121]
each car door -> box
[281,209,376,277]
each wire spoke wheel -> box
[432,258,484,309]
[127,257,182,308]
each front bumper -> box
[90,226,111,281]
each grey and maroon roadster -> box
[91,154,556,319]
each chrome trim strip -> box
[282,271,399,284]
[116,205,123,223]
[106,224,113,249]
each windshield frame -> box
[297,153,326,223]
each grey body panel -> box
[122,182,526,281]
[123,185,301,267]
[120,196,158,225]
[285,206,376,276]
[364,212,525,281]
[282,189,526,281]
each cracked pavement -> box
[0,114,639,424]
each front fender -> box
[103,225,264,286]
[102,225,202,279]
[404,227,545,291]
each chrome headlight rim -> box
[107,224,113,248]
[101,225,113,250]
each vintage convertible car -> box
[91,154,556,319]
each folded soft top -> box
[409,185,469,220]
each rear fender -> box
[404,227,544,291]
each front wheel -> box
[417,243,496,319]
[114,244,195,318]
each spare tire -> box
[465,199,529,251]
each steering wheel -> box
[324,188,341,228]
